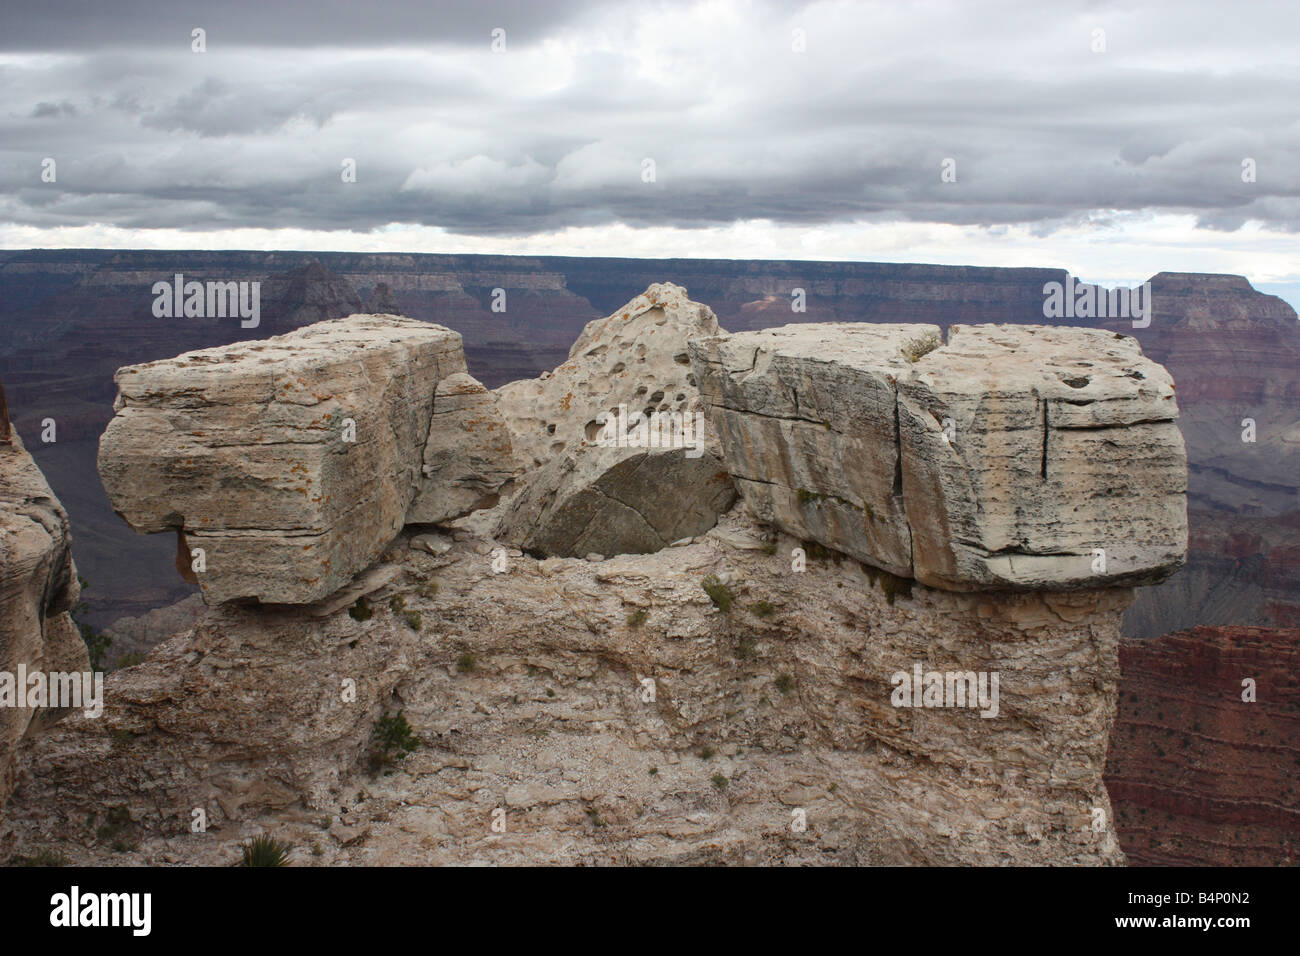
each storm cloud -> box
[1,0,1298,242]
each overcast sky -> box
[1,0,1297,303]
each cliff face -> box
[0,382,92,807]
[3,512,1134,866]
[1105,625,1299,866]
[0,288,1188,865]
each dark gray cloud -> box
[0,0,610,50]
[1,0,1298,238]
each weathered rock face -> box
[691,323,1188,591]
[7,287,1198,865]
[1105,625,1299,866]
[496,443,737,557]
[97,315,513,605]
[407,373,517,524]
[0,391,91,807]
[2,513,1129,866]
[494,284,734,557]
[495,282,721,470]
[8,252,1289,638]
[101,594,206,671]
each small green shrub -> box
[418,581,440,600]
[699,746,715,760]
[626,608,648,628]
[700,575,734,612]
[456,653,476,673]
[240,834,293,867]
[115,652,145,669]
[749,600,775,619]
[370,710,420,771]
[402,610,422,631]
[390,594,406,613]
[775,673,795,695]
[796,488,826,505]
[711,774,729,790]
[348,596,373,622]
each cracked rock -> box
[97,315,512,604]
[495,443,737,558]
[690,322,1187,591]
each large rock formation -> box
[5,250,1289,637]
[495,282,721,470]
[0,286,1194,866]
[1105,625,1299,866]
[494,284,736,556]
[1095,274,1300,634]
[691,323,1188,591]
[3,512,1129,866]
[97,315,515,605]
[0,383,92,807]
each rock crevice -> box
[690,322,1188,592]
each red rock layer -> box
[1105,625,1300,865]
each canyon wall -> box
[1105,625,1299,866]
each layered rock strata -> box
[97,315,515,605]
[1105,625,1299,866]
[0,385,92,807]
[690,323,1188,591]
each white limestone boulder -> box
[690,322,1187,591]
[407,372,517,523]
[495,282,721,470]
[97,315,513,604]
[492,284,735,557]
